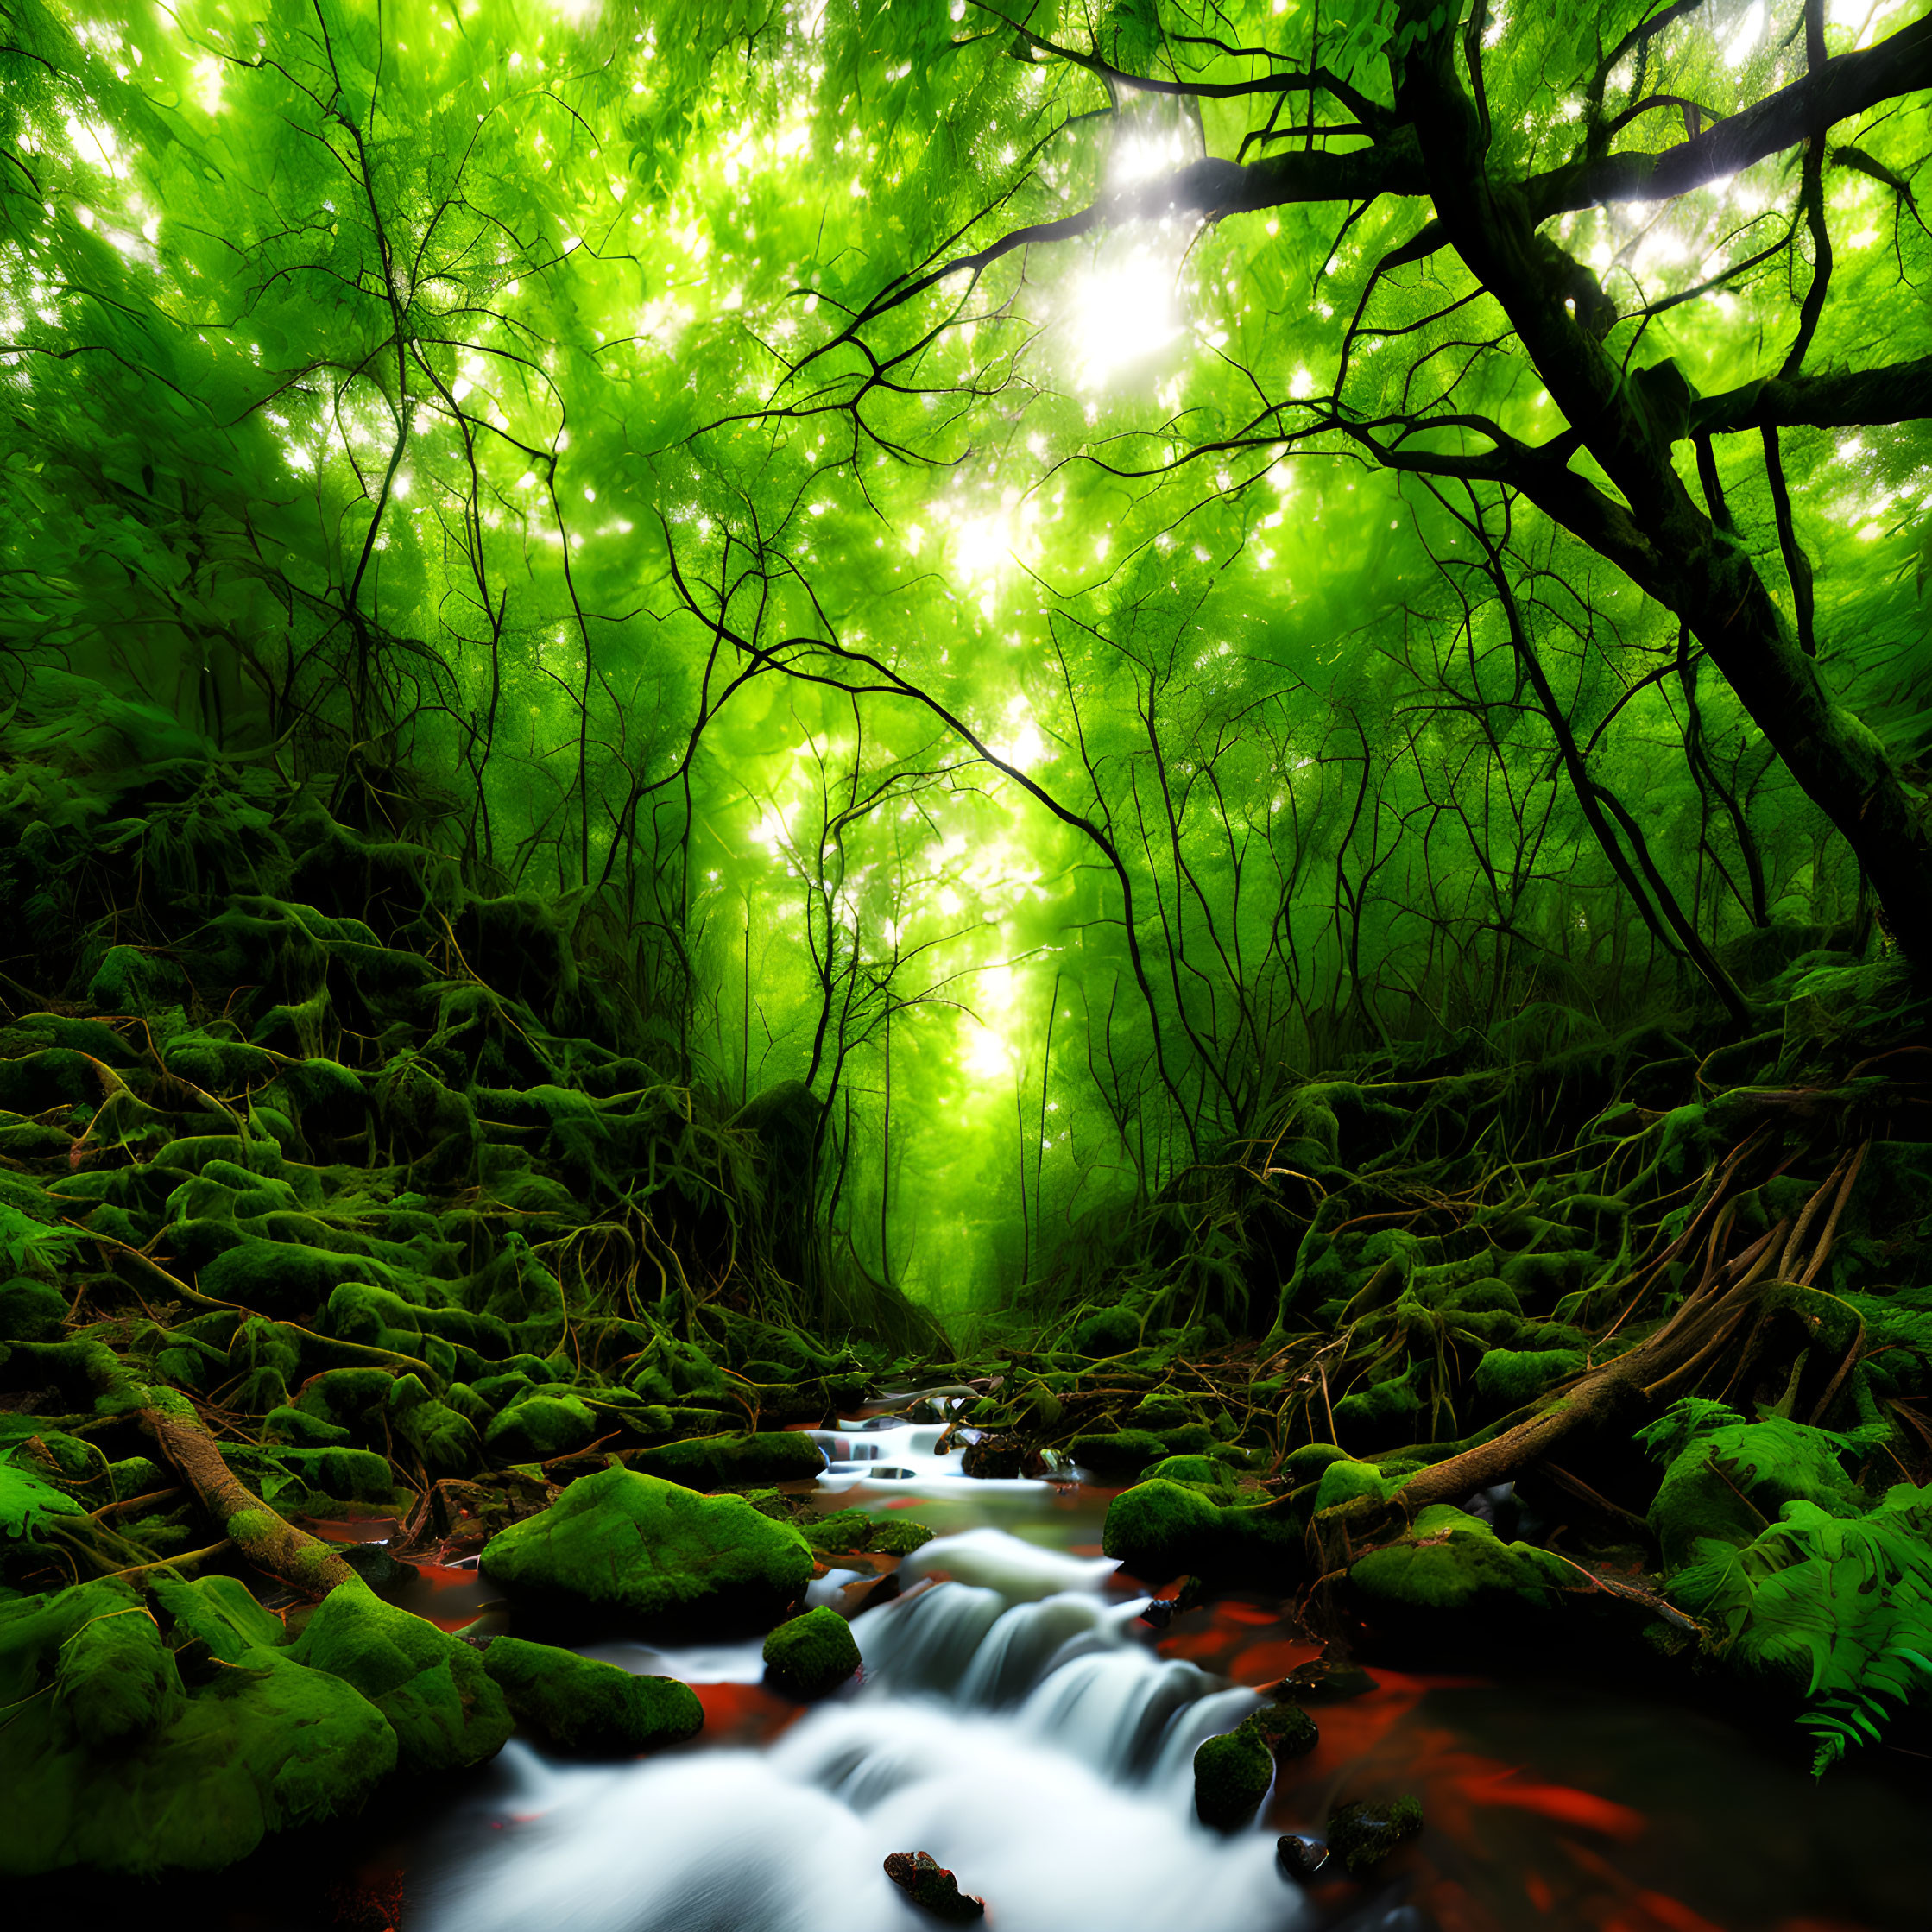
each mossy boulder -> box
[0,1277,66,1343]
[1192,1698,1319,1829]
[485,1392,598,1462]
[479,1464,813,1636]
[1346,1504,1576,1650]
[763,1605,862,1699]
[1071,1305,1141,1357]
[286,1576,512,1773]
[479,1636,703,1752]
[1102,1478,1295,1585]
[627,1430,827,1488]
[1473,1347,1587,1410]
[0,1575,395,1878]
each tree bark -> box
[140,1404,356,1601]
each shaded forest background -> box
[2,0,1929,1334]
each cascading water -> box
[392,1415,1932,1932]
[415,1518,1312,1932]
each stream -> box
[84,1417,1932,1932]
[378,1419,1932,1932]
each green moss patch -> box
[287,1576,510,1773]
[0,1576,395,1878]
[479,1635,702,1752]
[762,1605,862,1699]
[480,1464,813,1636]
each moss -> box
[0,1049,99,1114]
[862,1516,935,1557]
[1473,1347,1587,1408]
[1145,1454,1239,1492]
[294,1366,395,1435]
[762,1605,862,1699]
[479,1464,813,1637]
[0,1576,395,1878]
[1282,1441,1353,1482]
[197,1236,378,1318]
[0,1278,66,1343]
[1311,1458,1407,1515]
[626,1430,827,1488]
[1639,1405,1866,1570]
[480,1635,703,1752]
[1333,1364,1423,1438]
[287,1575,511,1773]
[52,1601,186,1749]
[1347,1505,1575,1645]
[485,1392,598,1462]
[1327,1795,1423,1873]
[1193,1723,1272,1831]
[1102,1478,1295,1585]
[1071,1305,1141,1357]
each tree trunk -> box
[1398,16,1932,961]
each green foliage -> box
[1671,1487,1932,1775]
[0,1451,85,1538]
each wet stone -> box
[883,1849,986,1922]
[1276,1834,1329,1881]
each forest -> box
[3,0,1932,1923]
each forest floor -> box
[4,741,1932,1882]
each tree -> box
[815,0,1932,960]
[3,0,1929,1299]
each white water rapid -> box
[416,1524,1329,1932]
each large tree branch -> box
[1527,11,1932,222]
[1693,355,1932,433]
[1393,2,1932,962]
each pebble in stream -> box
[884,1850,987,1922]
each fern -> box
[1670,1487,1932,1774]
[0,1201,79,1279]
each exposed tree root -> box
[139,1403,356,1601]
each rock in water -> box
[883,1850,986,1922]
[1194,1701,1319,1831]
[478,1464,812,1636]
[1193,1725,1272,1831]
[1275,1834,1329,1880]
[1327,1795,1424,1873]
[477,1636,703,1752]
[762,1606,861,1700]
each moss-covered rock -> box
[1327,1794,1423,1872]
[1473,1347,1587,1409]
[763,1605,862,1699]
[485,1392,598,1462]
[1346,1504,1576,1647]
[0,1575,395,1878]
[1194,1720,1272,1830]
[479,1636,703,1752]
[0,1276,66,1343]
[479,1464,813,1636]
[626,1430,826,1488]
[1102,1478,1296,1585]
[1192,1698,1318,1832]
[286,1575,511,1773]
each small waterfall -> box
[415,1527,1307,1932]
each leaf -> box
[0,1451,86,1537]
